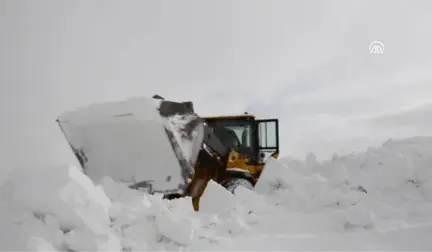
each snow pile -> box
[104,179,265,250]
[0,165,265,251]
[2,136,432,250]
[266,137,432,233]
[0,164,120,251]
[256,156,367,212]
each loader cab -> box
[203,113,279,165]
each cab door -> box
[256,119,279,164]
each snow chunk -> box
[0,205,64,251]
[156,196,198,245]
[254,157,292,194]
[235,185,261,203]
[63,227,121,251]
[344,204,375,230]
[27,237,58,251]
[199,180,237,214]
[156,212,195,245]
[219,211,250,235]
[0,164,112,234]
[234,185,269,214]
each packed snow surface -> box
[2,137,432,251]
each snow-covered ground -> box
[2,136,432,251]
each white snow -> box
[57,96,188,194]
[199,180,237,215]
[2,136,432,250]
[165,113,204,170]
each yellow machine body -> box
[187,114,280,210]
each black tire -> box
[221,177,254,194]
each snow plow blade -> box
[56,95,205,195]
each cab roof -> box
[202,113,256,120]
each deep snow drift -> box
[1,137,432,251]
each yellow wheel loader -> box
[57,95,279,211]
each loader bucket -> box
[56,96,205,195]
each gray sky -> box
[1,0,432,173]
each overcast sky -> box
[1,0,432,173]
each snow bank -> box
[0,164,112,232]
[0,164,119,251]
[2,137,432,251]
[257,137,432,234]
[0,166,255,251]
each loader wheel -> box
[221,177,254,194]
